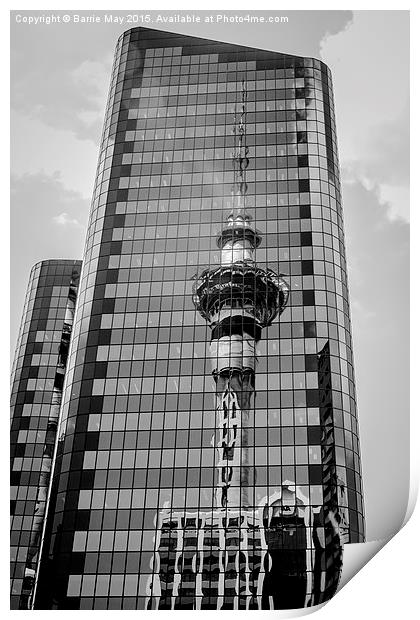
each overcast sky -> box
[10,10,409,543]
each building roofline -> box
[116,25,331,75]
[28,259,82,277]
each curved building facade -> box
[33,27,364,610]
[10,260,81,609]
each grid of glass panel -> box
[34,28,364,610]
[10,260,82,608]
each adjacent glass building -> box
[10,26,365,610]
[10,260,81,609]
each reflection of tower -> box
[194,84,289,513]
[194,82,289,517]
[149,85,301,611]
[195,213,288,510]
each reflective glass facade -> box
[30,28,363,610]
[10,260,81,609]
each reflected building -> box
[10,26,365,610]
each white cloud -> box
[11,109,98,199]
[343,173,409,222]
[377,184,410,221]
[52,212,81,227]
[71,59,111,97]
[11,57,113,198]
[77,109,104,128]
[321,11,409,222]
[71,58,112,128]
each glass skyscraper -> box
[11,26,365,610]
[10,260,81,609]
